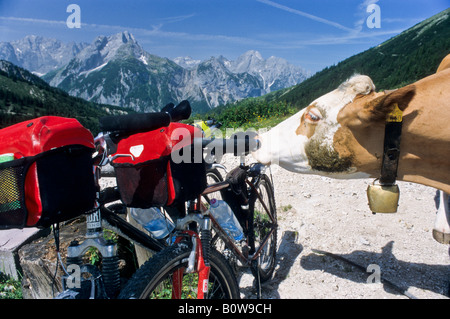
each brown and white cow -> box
[253,54,450,244]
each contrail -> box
[256,0,355,32]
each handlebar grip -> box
[160,102,175,113]
[227,131,260,155]
[99,112,171,133]
[168,100,191,122]
[99,100,192,133]
[200,132,260,156]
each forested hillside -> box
[0,60,134,134]
[272,8,450,110]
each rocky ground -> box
[218,155,450,299]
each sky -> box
[0,0,448,73]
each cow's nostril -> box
[254,135,262,151]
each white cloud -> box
[297,28,404,46]
[0,15,269,48]
[0,16,66,25]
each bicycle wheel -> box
[206,167,223,184]
[204,167,223,203]
[250,174,277,282]
[118,241,240,299]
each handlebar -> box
[99,112,171,133]
[99,100,192,133]
[96,98,260,167]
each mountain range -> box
[0,35,89,76]
[0,32,309,113]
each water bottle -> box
[129,207,175,239]
[209,199,244,242]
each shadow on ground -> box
[300,241,450,298]
[239,230,303,299]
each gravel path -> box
[219,155,450,299]
[100,154,449,299]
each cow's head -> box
[253,75,415,177]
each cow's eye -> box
[305,109,321,123]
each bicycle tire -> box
[118,241,240,299]
[206,167,223,183]
[250,173,277,282]
[204,167,224,203]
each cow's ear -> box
[437,54,450,73]
[359,85,416,123]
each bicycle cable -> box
[51,224,62,297]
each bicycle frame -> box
[185,171,277,268]
[60,126,269,299]
[57,132,167,298]
[173,230,210,299]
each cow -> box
[252,54,450,245]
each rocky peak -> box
[0,35,88,74]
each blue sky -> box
[0,0,448,73]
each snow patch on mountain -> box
[139,54,148,65]
[173,56,201,69]
[79,62,108,77]
[173,50,310,95]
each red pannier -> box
[0,116,96,229]
[111,122,207,208]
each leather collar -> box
[379,103,403,185]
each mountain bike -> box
[54,101,272,299]
[57,101,247,299]
[117,137,278,299]
[54,101,196,299]
[69,109,276,299]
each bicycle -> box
[0,100,276,299]
[63,104,277,299]
[54,101,196,299]
[117,136,278,299]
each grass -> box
[0,273,23,299]
[281,204,293,212]
[149,273,205,299]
